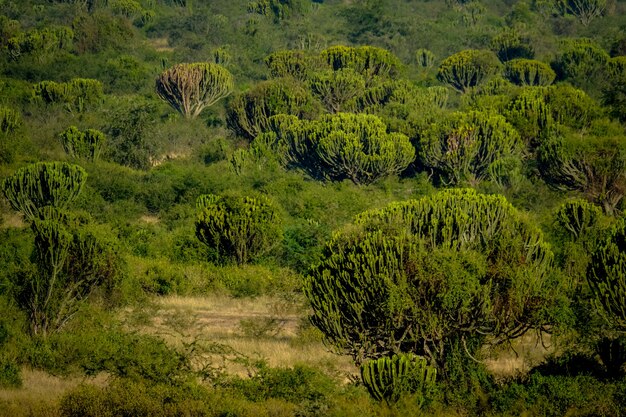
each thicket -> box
[1,0,626,415]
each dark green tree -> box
[308,68,366,113]
[504,59,556,86]
[320,45,401,82]
[59,126,105,161]
[195,194,282,265]
[437,49,501,92]
[360,353,436,405]
[2,163,119,336]
[416,111,523,186]
[538,131,626,214]
[33,78,104,113]
[256,112,415,185]
[588,219,626,331]
[226,78,321,141]
[2,162,86,222]
[304,189,556,370]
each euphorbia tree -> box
[156,62,234,119]
[304,189,556,370]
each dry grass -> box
[147,37,174,52]
[0,212,24,229]
[483,333,554,379]
[130,295,357,379]
[0,370,108,417]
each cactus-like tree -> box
[2,162,87,221]
[257,112,415,185]
[504,87,553,147]
[490,28,534,62]
[504,59,556,86]
[33,78,104,113]
[304,189,555,368]
[588,219,626,331]
[309,68,365,113]
[320,45,401,81]
[265,49,319,81]
[360,353,436,404]
[0,106,21,135]
[552,38,609,84]
[416,48,436,68]
[2,162,118,336]
[195,194,282,265]
[604,56,626,122]
[538,132,626,214]
[556,0,607,26]
[59,126,105,161]
[226,78,321,141]
[156,62,233,119]
[416,111,523,186]
[437,49,501,92]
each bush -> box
[195,193,283,265]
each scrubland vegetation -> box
[1,0,626,415]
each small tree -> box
[2,162,119,336]
[588,219,626,331]
[416,111,523,186]
[360,353,437,405]
[538,131,626,214]
[195,194,282,265]
[59,126,105,161]
[320,45,401,81]
[226,78,321,141]
[2,162,86,221]
[309,68,365,113]
[257,113,415,185]
[490,28,534,62]
[552,38,609,85]
[156,62,234,119]
[603,56,626,122]
[504,59,556,86]
[437,49,501,92]
[33,78,103,113]
[556,0,607,26]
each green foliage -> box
[195,193,282,265]
[538,131,626,214]
[504,87,553,146]
[248,0,304,22]
[504,59,556,86]
[416,110,523,186]
[603,56,626,122]
[156,62,234,119]
[554,198,603,241]
[32,78,104,113]
[320,45,401,81]
[265,49,318,80]
[415,48,435,68]
[555,0,607,26]
[256,112,415,185]
[6,26,73,62]
[59,126,106,161]
[308,68,365,113]
[588,220,626,331]
[304,189,555,367]
[226,78,321,140]
[490,28,534,62]
[0,106,22,135]
[544,84,602,129]
[492,373,626,417]
[1,162,87,222]
[360,353,436,405]
[437,49,501,92]
[104,96,160,170]
[552,38,610,85]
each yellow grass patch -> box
[0,369,108,417]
